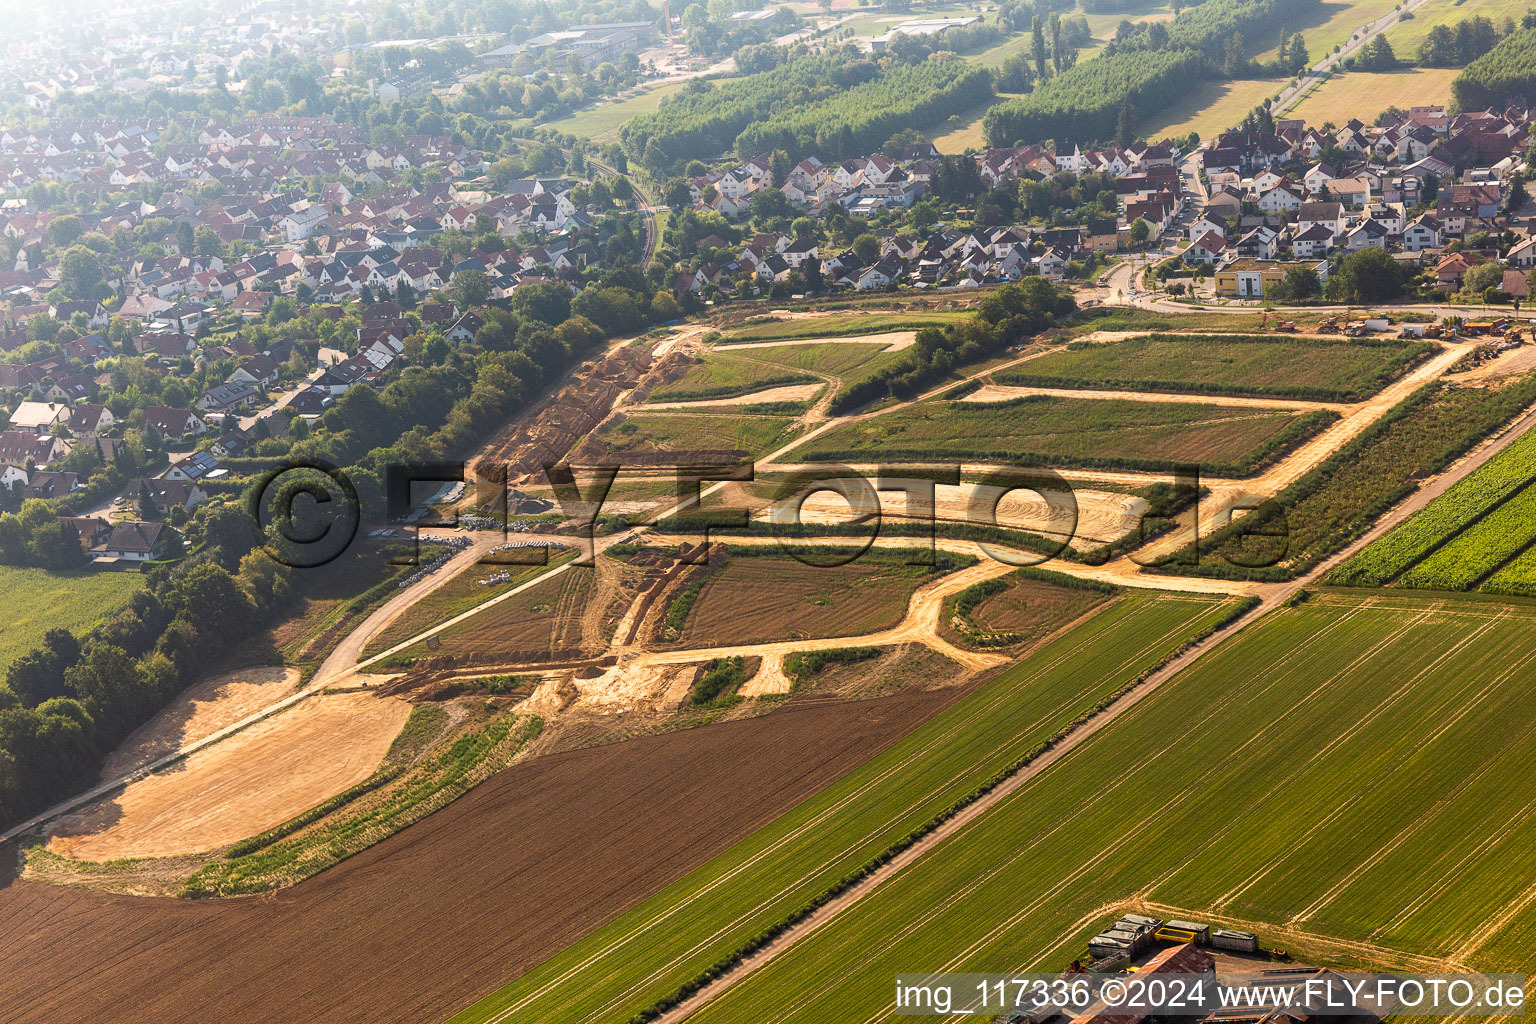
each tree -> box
[1129,218,1150,246]
[452,269,493,308]
[511,280,572,325]
[571,285,647,335]
[1032,15,1048,80]
[1359,35,1396,70]
[193,226,224,257]
[176,220,195,255]
[852,233,882,265]
[48,215,83,248]
[1116,100,1137,148]
[1326,247,1408,302]
[1418,23,1456,66]
[1223,31,1248,77]
[1461,259,1505,297]
[1269,266,1322,302]
[1289,33,1310,73]
[58,246,103,300]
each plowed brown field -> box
[0,687,961,1024]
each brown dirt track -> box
[0,686,963,1024]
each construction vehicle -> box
[1274,320,1298,332]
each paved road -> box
[1269,0,1437,118]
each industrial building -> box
[476,22,656,70]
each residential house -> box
[143,406,208,440]
[100,520,175,562]
[8,400,70,433]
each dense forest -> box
[620,50,866,172]
[984,0,1318,147]
[622,46,993,172]
[1452,26,1536,110]
[983,48,1207,148]
[731,58,992,163]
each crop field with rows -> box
[684,593,1536,1024]
[1167,377,1536,580]
[593,411,803,459]
[995,334,1432,401]
[446,591,1240,1024]
[797,395,1335,476]
[1332,425,1536,590]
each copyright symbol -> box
[251,462,360,569]
[1101,979,1128,1007]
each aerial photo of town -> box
[5,0,1536,1020]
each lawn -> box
[929,92,1025,153]
[1386,0,1529,53]
[0,567,143,669]
[1289,67,1462,126]
[591,412,802,460]
[1256,0,1403,60]
[796,394,1336,476]
[684,593,1536,1023]
[995,333,1432,401]
[541,80,689,143]
[446,589,1240,1024]
[706,340,910,404]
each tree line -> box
[984,0,1318,147]
[828,277,1075,413]
[1452,26,1536,110]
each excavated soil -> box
[0,686,962,1024]
[46,691,412,861]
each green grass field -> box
[1168,376,1536,580]
[796,394,1335,476]
[0,567,143,669]
[541,81,689,143]
[685,592,1536,1022]
[1258,0,1403,60]
[1332,425,1536,589]
[930,92,1026,153]
[996,334,1432,401]
[699,341,910,404]
[647,352,820,403]
[446,589,1240,1024]
[1386,0,1528,53]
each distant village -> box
[0,114,612,566]
[5,90,1536,568]
[675,103,1534,300]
